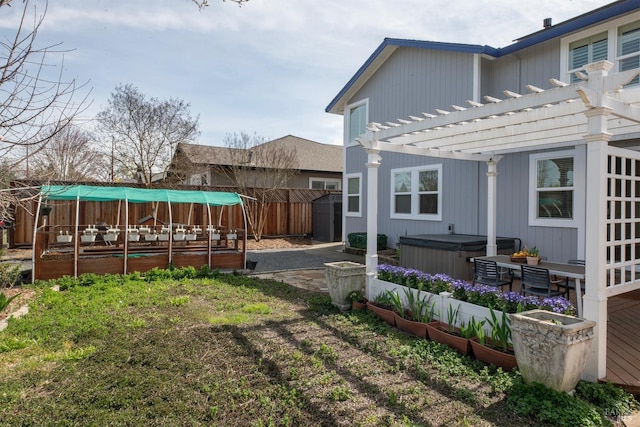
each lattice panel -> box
[606,147,640,295]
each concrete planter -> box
[325,261,365,311]
[510,309,596,392]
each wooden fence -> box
[8,181,337,247]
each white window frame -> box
[344,99,368,147]
[560,11,640,82]
[345,173,362,217]
[189,172,210,186]
[528,149,584,228]
[390,164,442,221]
[309,177,341,190]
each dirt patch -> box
[246,236,313,250]
[1,287,35,321]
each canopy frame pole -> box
[207,204,212,269]
[31,194,42,284]
[241,200,248,269]
[187,203,193,226]
[124,198,129,275]
[168,201,173,265]
[116,200,122,227]
[74,195,80,278]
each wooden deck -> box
[605,290,640,396]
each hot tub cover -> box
[399,234,517,252]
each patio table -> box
[474,255,586,317]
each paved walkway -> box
[248,242,364,293]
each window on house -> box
[310,178,341,190]
[569,32,608,83]
[347,101,367,145]
[618,22,640,85]
[391,165,442,220]
[346,173,361,216]
[190,173,209,186]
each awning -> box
[41,185,243,206]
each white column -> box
[582,119,612,381]
[579,61,614,382]
[486,159,498,256]
[365,148,381,300]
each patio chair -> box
[520,265,566,298]
[472,258,513,291]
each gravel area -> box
[247,243,364,273]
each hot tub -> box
[398,234,520,281]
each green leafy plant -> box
[445,304,460,333]
[373,291,393,310]
[459,316,485,339]
[385,290,406,318]
[486,307,512,352]
[404,287,435,323]
[0,292,20,312]
[528,246,539,257]
[347,290,365,303]
[0,261,22,289]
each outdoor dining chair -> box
[520,265,566,298]
[472,258,513,291]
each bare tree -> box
[192,0,249,9]
[0,0,91,219]
[215,132,299,241]
[28,125,107,182]
[96,84,200,186]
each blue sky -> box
[2,0,615,146]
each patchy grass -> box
[0,272,634,426]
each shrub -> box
[347,232,387,251]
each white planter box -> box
[81,234,96,243]
[174,233,186,241]
[185,234,197,241]
[104,232,119,242]
[210,233,220,241]
[56,235,73,243]
[157,234,169,241]
[144,234,158,241]
[227,233,237,240]
[129,234,141,242]
[369,277,500,335]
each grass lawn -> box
[0,269,634,426]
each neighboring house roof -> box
[326,0,638,114]
[176,135,343,173]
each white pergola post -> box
[486,159,499,256]
[581,61,614,381]
[365,147,381,300]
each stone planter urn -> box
[510,309,596,392]
[324,261,365,311]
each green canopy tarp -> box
[41,185,243,206]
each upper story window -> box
[390,165,442,221]
[190,172,209,186]
[346,100,368,146]
[345,173,361,217]
[562,13,640,85]
[618,21,640,85]
[529,150,583,228]
[569,32,608,83]
[310,178,341,190]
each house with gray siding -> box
[327,0,640,384]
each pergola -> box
[356,61,640,380]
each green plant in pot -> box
[426,304,474,355]
[367,292,396,326]
[469,307,518,370]
[347,290,367,310]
